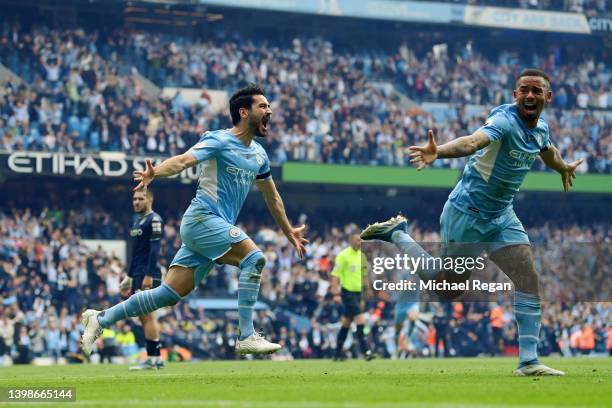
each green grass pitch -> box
[0,358,610,408]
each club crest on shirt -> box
[536,131,543,145]
[529,131,544,146]
[229,227,241,238]
[255,154,264,166]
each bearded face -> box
[514,76,552,125]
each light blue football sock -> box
[514,291,541,367]
[238,249,265,340]
[391,230,440,280]
[97,283,181,328]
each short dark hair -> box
[229,84,265,125]
[134,188,154,199]
[516,68,550,88]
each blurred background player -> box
[393,268,423,359]
[81,84,308,357]
[119,189,165,370]
[362,69,584,376]
[330,233,373,361]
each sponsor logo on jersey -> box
[509,150,538,168]
[226,166,256,185]
[130,228,143,237]
[152,219,162,233]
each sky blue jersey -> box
[448,103,551,219]
[187,129,271,224]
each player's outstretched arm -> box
[133,152,198,191]
[408,129,490,171]
[539,146,585,192]
[256,178,309,259]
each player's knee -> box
[255,255,266,275]
[164,265,196,297]
[240,250,266,284]
[433,268,471,300]
[157,282,182,307]
[512,268,540,294]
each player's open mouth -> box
[523,102,537,111]
[261,117,269,130]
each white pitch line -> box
[0,372,191,382]
[66,400,578,408]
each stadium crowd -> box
[0,23,610,173]
[0,207,610,364]
[418,0,608,13]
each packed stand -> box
[0,22,610,172]
[0,207,610,363]
[415,0,608,13]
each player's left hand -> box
[133,159,155,191]
[287,224,309,259]
[560,158,585,192]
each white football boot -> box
[81,309,104,356]
[236,333,281,355]
[130,358,165,370]
[360,215,408,242]
[514,363,565,376]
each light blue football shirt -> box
[448,103,551,219]
[187,129,271,224]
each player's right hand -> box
[133,159,155,191]
[408,129,438,171]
